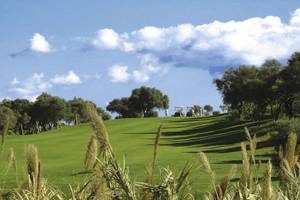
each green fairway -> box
[0,115,274,197]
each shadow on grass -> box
[161,115,273,153]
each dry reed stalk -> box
[240,142,250,188]
[0,115,10,154]
[152,124,163,174]
[7,147,17,173]
[244,127,257,165]
[199,152,215,182]
[86,103,111,160]
[199,151,219,199]
[84,134,98,171]
[263,160,273,200]
[285,132,298,169]
[26,144,41,197]
[86,103,137,200]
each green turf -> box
[0,115,274,197]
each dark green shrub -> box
[274,118,300,137]
[186,111,193,117]
[213,111,220,115]
[144,110,158,118]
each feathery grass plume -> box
[199,152,215,182]
[86,103,137,200]
[86,103,111,160]
[84,134,98,171]
[141,124,163,199]
[263,160,273,200]
[90,168,111,200]
[218,165,237,199]
[244,127,256,165]
[0,115,10,154]
[199,152,219,199]
[240,142,250,188]
[285,132,298,169]
[152,124,163,175]
[6,147,17,174]
[13,179,64,200]
[26,144,41,196]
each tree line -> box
[215,52,300,120]
[0,93,111,135]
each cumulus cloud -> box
[11,77,19,85]
[10,33,54,57]
[51,71,81,85]
[108,55,163,83]
[108,64,131,82]
[90,9,300,73]
[9,73,52,101]
[30,33,53,53]
[9,71,82,101]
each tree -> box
[106,98,131,118]
[278,52,300,117]
[162,95,170,117]
[0,106,17,131]
[68,97,90,125]
[30,93,67,130]
[129,86,165,117]
[204,105,213,116]
[11,99,32,134]
[97,107,111,120]
[107,86,169,118]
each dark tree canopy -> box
[214,52,300,120]
[0,93,110,134]
[30,93,67,130]
[106,86,169,118]
[0,106,17,130]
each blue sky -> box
[1,1,300,114]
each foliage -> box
[144,110,159,118]
[204,105,213,116]
[107,86,169,118]
[215,53,300,120]
[97,107,112,120]
[213,111,220,115]
[0,94,109,135]
[0,106,17,131]
[30,93,67,131]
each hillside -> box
[0,115,274,196]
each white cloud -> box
[51,71,81,85]
[90,8,300,72]
[108,64,131,82]
[92,29,121,49]
[30,33,53,53]
[108,54,163,83]
[9,73,52,101]
[9,71,82,101]
[11,77,19,85]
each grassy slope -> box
[0,115,274,196]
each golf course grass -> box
[0,115,275,197]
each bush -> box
[271,118,300,146]
[186,111,193,117]
[144,110,159,118]
[212,111,220,115]
[101,112,111,120]
[275,118,300,136]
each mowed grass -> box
[0,115,275,196]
